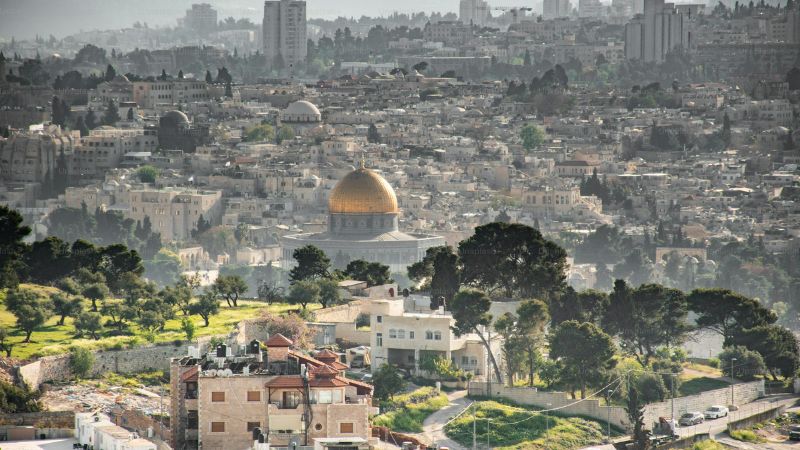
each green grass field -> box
[445,399,612,450]
[0,284,320,360]
[372,387,449,432]
[679,377,731,396]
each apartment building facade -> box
[263,0,308,67]
[170,335,373,450]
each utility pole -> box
[473,404,477,450]
[670,373,675,424]
[486,418,490,449]
[730,357,737,408]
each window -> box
[425,330,433,340]
[247,422,261,432]
[397,329,406,339]
[187,410,198,430]
[389,329,397,339]
[376,315,382,323]
[409,331,415,339]
[283,391,302,408]
[434,331,442,341]
[318,390,333,404]
[211,391,225,402]
[376,333,383,347]
[247,391,261,402]
[210,422,225,433]
[462,356,469,365]
[340,422,354,434]
[185,382,198,399]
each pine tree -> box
[76,116,89,137]
[178,69,184,79]
[85,108,97,130]
[102,99,121,125]
[205,70,213,83]
[225,81,233,98]
[105,64,116,81]
[523,49,532,66]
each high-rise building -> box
[459,0,491,26]
[579,0,606,17]
[543,0,572,20]
[184,3,218,35]
[263,0,307,68]
[624,0,690,63]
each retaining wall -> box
[727,405,786,432]
[468,379,766,432]
[468,381,631,429]
[643,380,764,426]
[17,339,218,390]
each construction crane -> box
[492,6,533,24]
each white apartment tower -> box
[543,0,572,19]
[184,3,218,35]
[459,0,491,26]
[263,0,307,68]
[624,0,690,63]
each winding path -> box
[413,389,471,450]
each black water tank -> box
[216,344,226,357]
[252,427,261,440]
[249,339,260,354]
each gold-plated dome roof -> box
[329,167,399,214]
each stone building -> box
[170,334,373,450]
[281,164,445,273]
[157,110,210,153]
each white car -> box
[703,405,729,419]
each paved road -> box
[674,394,798,439]
[413,389,471,450]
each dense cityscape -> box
[0,0,799,449]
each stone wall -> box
[468,382,630,430]
[334,322,370,346]
[468,379,766,432]
[314,300,367,323]
[18,340,217,390]
[642,380,764,427]
[0,411,74,428]
[727,405,785,432]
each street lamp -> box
[730,357,737,408]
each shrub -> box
[181,317,196,341]
[730,429,764,443]
[719,346,766,381]
[70,347,95,379]
[692,440,725,450]
[707,358,720,369]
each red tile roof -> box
[264,333,293,347]
[264,376,305,389]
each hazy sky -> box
[0,0,463,40]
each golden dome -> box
[329,167,399,214]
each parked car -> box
[679,412,704,426]
[789,425,800,441]
[703,405,729,419]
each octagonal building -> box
[281,164,444,273]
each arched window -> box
[425,330,434,340]
[434,331,442,341]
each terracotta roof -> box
[289,349,326,367]
[264,376,305,389]
[265,333,294,347]
[330,361,349,371]
[315,349,339,361]
[310,377,348,387]
[311,365,338,377]
[180,366,199,382]
[340,376,374,394]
